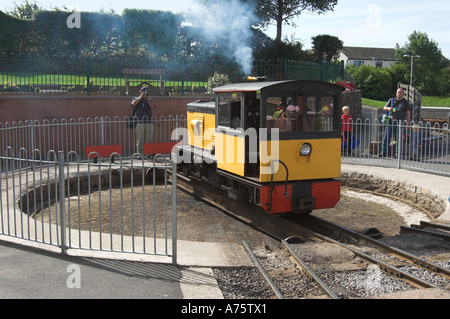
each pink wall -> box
[0,96,203,123]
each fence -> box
[2,115,448,261]
[0,115,186,160]
[0,116,185,263]
[342,119,450,177]
[0,53,349,97]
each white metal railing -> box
[341,118,450,177]
[1,115,449,262]
[0,115,186,161]
[1,150,178,263]
[0,116,183,263]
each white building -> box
[339,45,399,68]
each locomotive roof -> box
[213,80,342,93]
[213,80,291,92]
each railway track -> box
[400,220,450,240]
[293,215,450,284]
[242,240,340,299]
[173,172,450,298]
[241,220,450,298]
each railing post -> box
[86,57,91,96]
[171,155,177,265]
[58,151,67,254]
[181,60,185,96]
[320,62,325,82]
[284,59,288,80]
[397,122,403,169]
[100,116,105,146]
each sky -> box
[1,0,449,58]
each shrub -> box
[347,65,395,101]
[7,84,20,92]
[436,68,450,97]
[83,79,94,91]
[207,71,230,93]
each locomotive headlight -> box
[300,143,312,156]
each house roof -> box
[340,46,397,61]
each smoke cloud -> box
[186,0,257,75]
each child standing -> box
[341,106,353,152]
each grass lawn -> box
[362,96,450,108]
[361,98,387,108]
[422,96,450,107]
[1,73,208,89]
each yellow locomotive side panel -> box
[215,131,245,176]
[260,138,341,182]
[187,111,216,150]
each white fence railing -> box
[341,118,450,176]
[1,151,178,263]
[1,116,183,263]
[1,115,449,262]
[0,115,186,161]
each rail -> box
[0,115,184,263]
[301,215,450,282]
[242,241,285,299]
[0,151,178,263]
[0,115,186,161]
[282,239,339,299]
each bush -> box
[7,84,20,92]
[436,68,450,97]
[347,65,406,101]
[207,71,230,93]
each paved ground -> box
[1,152,449,300]
[0,240,184,299]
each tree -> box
[7,0,41,19]
[311,34,343,62]
[0,11,31,52]
[257,0,338,42]
[254,35,310,61]
[396,31,448,95]
[122,9,181,61]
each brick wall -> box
[0,96,202,124]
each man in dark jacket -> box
[131,86,157,155]
[380,88,411,157]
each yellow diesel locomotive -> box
[176,80,343,214]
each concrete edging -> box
[341,164,450,221]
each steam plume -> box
[187,0,257,75]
